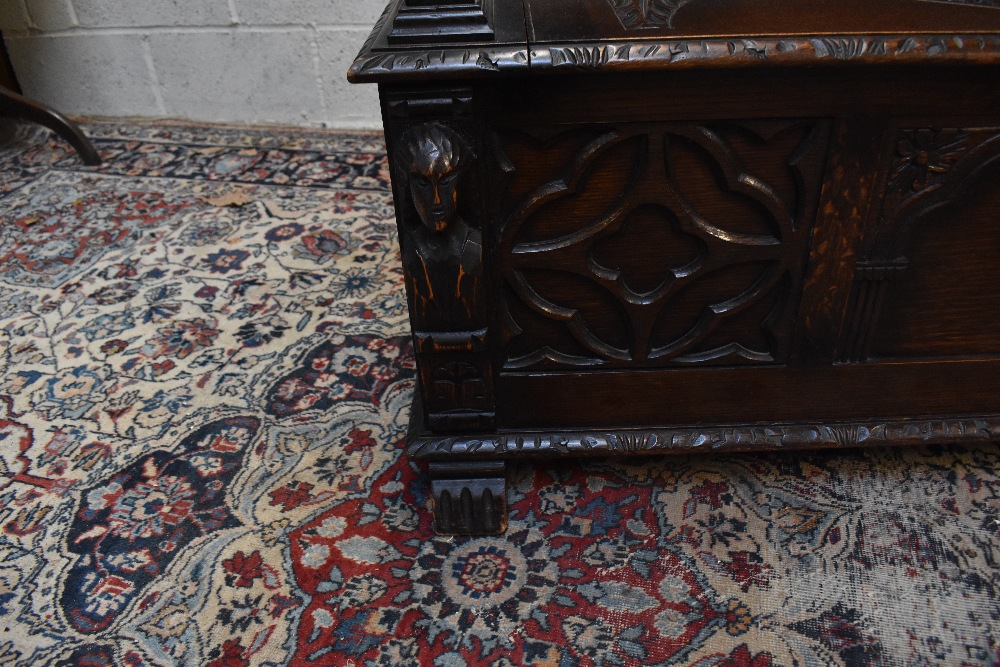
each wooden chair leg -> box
[0,85,101,165]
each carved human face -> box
[409,149,460,232]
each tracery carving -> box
[873,127,1000,257]
[838,126,1000,361]
[497,121,828,370]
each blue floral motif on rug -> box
[266,336,414,417]
[62,416,258,633]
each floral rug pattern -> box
[0,119,997,666]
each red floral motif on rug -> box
[285,455,814,666]
[0,182,194,288]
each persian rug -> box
[0,118,997,667]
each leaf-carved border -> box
[408,415,1000,458]
[351,31,1000,89]
[349,46,530,83]
[920,0,1000,8]
[537,35,1000,72]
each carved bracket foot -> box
[429,460,506,535]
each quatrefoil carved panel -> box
[590,204,707,295]
[497,121,829,370]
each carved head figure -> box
[396,123,472,232]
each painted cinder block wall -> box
[0,0,386,128]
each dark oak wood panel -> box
[875,150,1000,358]
[351,0,1000,533]
[489,67,1000,125]
[496,360,1000,428]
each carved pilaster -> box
[386,90,496,433]
[417,330,495,431]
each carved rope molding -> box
[350,35,1000,82]
[408,416,1000,458]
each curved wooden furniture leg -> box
[0,85,101,165]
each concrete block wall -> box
[0,0,387,128]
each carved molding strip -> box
[535,34,1000,72]
[386,93,473,119]
[350,35,1000,83]
[408,416,1000,458]
[920,0,1000,8]
[414,328,489,353]
[349,46,529,83]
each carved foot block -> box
[429,460,506,535]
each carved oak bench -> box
[349,0,1000,534]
